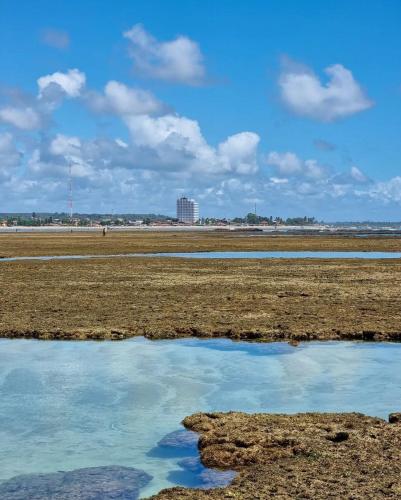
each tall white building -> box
[176,196,199,223]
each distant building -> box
[176,196,199,224]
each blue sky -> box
[1,0,401,220]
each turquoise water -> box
[2,251,401,262]
[0,338,401,497]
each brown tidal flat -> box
[1,230,401,257]
[151,411,401,499]
[0,232,400,341]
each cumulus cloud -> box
[0,69,88,133]
[124,113,260,175]
[266,151,302,175]
[266,151,329,179]
[86,81,164,116]
[49,134,81,157]
[0,106,42,130]
[29,139,93,180]
[115,113,212,171]
[126,113,207,150]
[303,159,329,179]
[38,69,86,98]
[279,61,373,121]
[368,177,401,203]
[26,107,260,180]
[41,28,70,50]
[7,127,401,218]
[0,69,86,131]
[332,165,370,185]
[43,134,140,174]
[218,133,260,175]
[123,24,206,85]
[0,132,22,175]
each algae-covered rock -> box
[157,430,199,449]
[0,465,152,499]
[151,411,401,499]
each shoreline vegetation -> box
[3,231,401,498]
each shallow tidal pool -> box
[0,338,400,497]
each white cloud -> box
[0,70,85,131]
[266,151,328,179]
[25,109,260,180]
[124,113,219,173]
[29,143,93,180]
[123,24,206,85]
[303,159,328,179]
[38,69,86,98]
[350,166,369,183]
[218,132,260,174]
[266,151,302,175]
[332,165,370,185]
[0,106,42,130]
[126,113,207,149]
[269,177,289,184]
[86,81,163,116]
[0,132,22,174]
[279,62,373,121]
[115,138,128,148]
[366,177,401,202]
[124,113,260,175]
[8,130,401,218]
[49,134,81,156]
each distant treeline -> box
[229,213,317,225]
[0,212,172,226]
[0,212,170,219]
[1,212,318,226]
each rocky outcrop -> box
[151,411,401,499]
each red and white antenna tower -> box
[68,161,73,220]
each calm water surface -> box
[0,338,401,497]
[2,251,401,262]
[156,251,401,259]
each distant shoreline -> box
[2,223,401,234]
[0,224,327,233]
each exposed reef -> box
[2,257,401,342]
[151,411,401,499]
[3,231,401,257]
